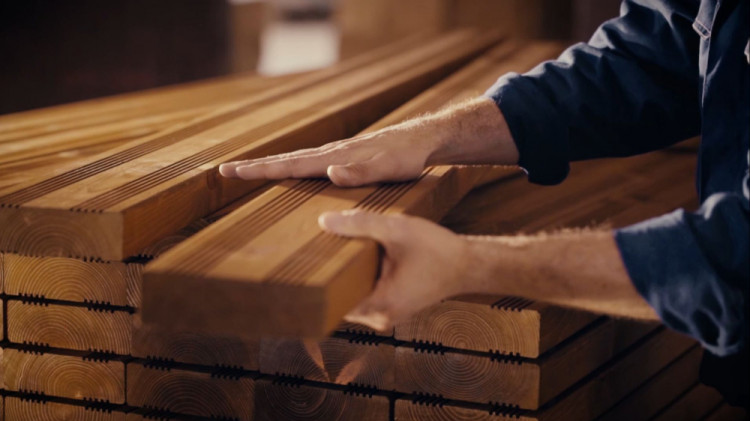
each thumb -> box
[318,210,401,246]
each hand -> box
[219,97,519,187]
[318,210,468,331]
[219,125,440,187]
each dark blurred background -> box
[0,0,620,115]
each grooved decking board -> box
[142,41,566,338]
[255,380,390,421]
[259,335,395,389]
[394,294,596,358]
[131,316,260,370]
[2,349,125,403]
[395,319,658,409]
[3,255,141,307]
[651,384,724,421]
[3,397,127,421]
[126,362,256,421]
[0,30,499,261]
[394,329,696,421]
[7,301,133,355]
[597,347,702,421]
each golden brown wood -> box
[651,384,724,421]
[3,397,127,421]
[0,31,498,261]
[255,380,390,421]
[259,335,395,389]
[394,329,697,421]
[126,362,255,421]
[131,316,260,370]
[394,294,596,358]
[395,319,659,409]
[2,349,125,403]
[7,301,132,355]
[142,42,566,338]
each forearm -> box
[460,229,659,320]
[412,97,518,166]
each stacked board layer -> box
[1,36,742,421]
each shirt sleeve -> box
[615,185,749,356]
[484,0,702,185]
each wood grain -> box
[142,42,566,338]
[394,329,697,420]
[259,335,395,389]
[131,316,260,370]
[255,379,390,421]
[126,362,255,421]
[651,384,723,421]
[0,30,498,261]
[2,349,125,403]
[395,319,658,409]
[7,301,132,355]
[394,294,596,358]
[3,397,127,421]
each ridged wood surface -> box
[394,294,596,358]
[0,31,498,261]
[142,42,565,338]
[394,329,696,421]
[394,319,658,409]
[259,336,395,389]
[3,397,127,421]
[7,301,132,355]
[126,362,255,421]
[2,349,125,403]
[651,384,723,421]
[255,380,390,421]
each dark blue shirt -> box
[485,0,749,361]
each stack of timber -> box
[0,31,502,419]
[0,35,742,420]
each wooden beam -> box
[142,42,566,338]
[259,335,395,389]
[126,362,256,421]
[394,294,596,358]
[131,316,260,370]
[0,31,498,261]
[2,349,125,404]
[3,397,127,421]
[394,329,697,420]
[651,384,723,421]
[255,380,390,421]
[394,319,659,409]
[6,301,133,355]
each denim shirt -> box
[485,0,749,361]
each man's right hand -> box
[219,97,519,187]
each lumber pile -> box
[0,34,743,421]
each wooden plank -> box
[259,335,395,389]
[394,294,596,358]
[394,319,658,409]
[126,362,255,421]
[3,397,127,421]
[255,379,390,421]
[0,30,498,261]
[394,329,696,420]
[142,42,566,338]
[598,347,703,420]
[131,316,260,370]
[702,403,748,421]
[651,384,723,421]
[2,349,125,403]
[7,301,133,355]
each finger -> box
[219,147,330,178]
[234,155,330,180]
[343,311,391,332]
[318,210,403,245]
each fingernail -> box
[218,163,233,177]
[318,211,342,230]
